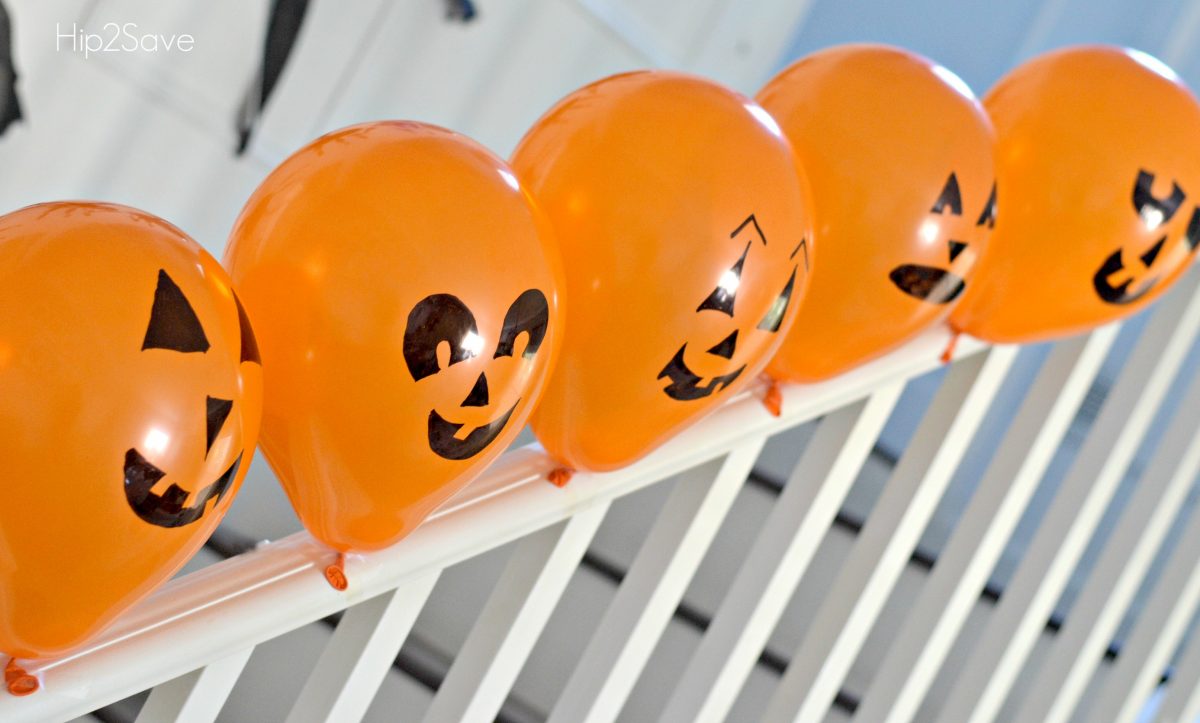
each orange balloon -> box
[225,122,564,552]
[512,71,813,472]
[759,45,996,381]
[0,202,262,659]
[951,46,1200,342]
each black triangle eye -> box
[233,293,262,365]
[757,267,797,332]
[697,242,750,317]
[976,183,997,228]
[1186,207,1200,251]
[205,396,233,456]
[931,173,963,215]
[142,270,209,353]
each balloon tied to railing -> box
[763,379,784,418]
[547,467,575,488]
[941,330,962,364]
[0,204,263,672]
[0,0,23,137]
[324,553,349,592]
[5,44,1200,690]
[4,659,37,697]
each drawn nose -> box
[707,330,738,360]
[461,372,490,407]
[1141,235,1166,267]
[948,239,967,262]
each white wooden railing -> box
[6,269,1200,722]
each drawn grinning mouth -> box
[1093,248,1157,306]
[888,264,966,305]
[427,401,519,460]
[123,448,242,528]
[658,344,746,402]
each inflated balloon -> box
[0,203,262,664]
[225,122,563,554]
[759,44,995,382]
[512,71,813,473]
[950,46,1200,342]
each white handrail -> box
[0,328,984,723]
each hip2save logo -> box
[56,22,195,59]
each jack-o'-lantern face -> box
[659,213,802,401]
[889,173,996,305]
[403,289,549,459]
[123,270,262,527]
[1093,169,1200,305]
[0,201,264,659]
[224,121,564,553]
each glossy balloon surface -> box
[951,46,1200,342]
[513,71,813,471]
[225,122,564,552]
[759,44,995,381]
[0,202,262,658]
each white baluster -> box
[422,504,610,723]
[287,573,439,723]
[762,346,1017,723]
[136,648,253,723]
[660,384,904,723]
[855,327,1119,723]
[548,439,765,723]
[935,272,1200,723]
[1014,366,1200,722]
[1085,498,1200,723]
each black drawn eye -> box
[142,270,209,353]
[976,183,997,228]
[697,242,750,317]
[403,294,479,381]
[494,289,549,359]
[757,267,796,332]
[233,293,262,365]
[1132,169,1185,229]
[931,173,963,215]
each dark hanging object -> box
[236,0,310,155]
[445,0,477,22]
[0,0,23,136]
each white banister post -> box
[935,271,1200,723]
[660,384,904,722]
[761,345,1017,723]
[1153,608,1200,723]
[855,326,1119,723]
[1013,365,1200,722]
[135,647,254,723]
[1086,494,1200,723]
[422,503,610,723]
[547,439,765,723]
[286,573,440,723]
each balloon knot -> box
[5,659,38,697]
[763,379,783,417]
[548,467,574,488]
[941,330,962,364]
[324,553,348,591]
